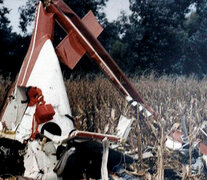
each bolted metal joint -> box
[43,0,52,7]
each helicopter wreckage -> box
[0,0,157,179]
[1,0,207,179]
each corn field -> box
[66,74,207,138]
[1,74,207,142]
[65,74,207,179]
[1,74,207,178]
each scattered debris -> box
[165,118,207,178]
[1,0,207,179]
[0,0,146,179]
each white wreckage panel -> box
[16,106,36,142]
[26,39,72,117]
[165,136,182,150]
[116,115,134,140]
[1,87,27,130]
[16,40,74,143]
[24,140,59,180]
[0,1,140,179]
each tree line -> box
[1,0,207,78]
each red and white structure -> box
[0,0,159,179]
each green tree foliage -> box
[3,0,207,77]
[19,0,108,33]
[19,0,37,33]
[117,0,207,76]
[0,0,30,77]
[0,0,12,71]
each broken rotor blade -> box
[48,0,159,118]
[56,10,103,69]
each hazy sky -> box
[105,0,131,21]
[3,0,131,33]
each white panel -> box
[1,87,27,130]
[26,40,71,116]
[116,115,134,140]
[16,87,28,126]
[16,40,74,142]
[1,98,18,129]
[24,140,58,179]
[16,106,36,142]
[165,138,182,150]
